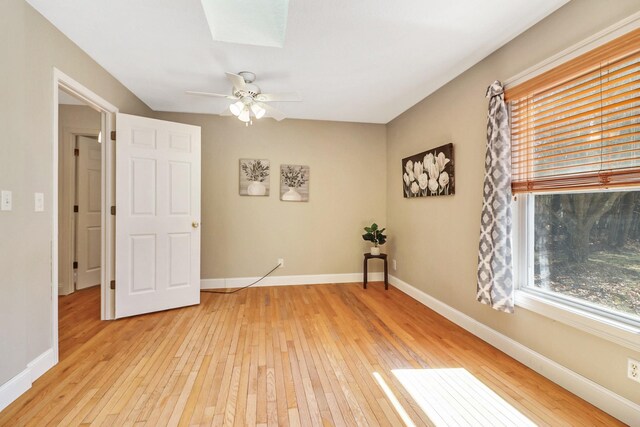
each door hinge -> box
[110,280,116,290]
[74,148,79,156]
[110,206,116,215]
[73,261,78,269]
[74,205,79,213]
[110,131,116,141]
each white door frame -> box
[52,68,118,364]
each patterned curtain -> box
[477,81,514,313]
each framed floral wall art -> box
[239,159,270,196]
[402,143,454,198]
[280,164,309,202]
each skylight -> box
[200,0,289,47]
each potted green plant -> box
[362,223,386,255]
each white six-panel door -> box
[76,135,102,290]
[115,113,201,318]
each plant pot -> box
[282,187,302,201]
[247,181,266,196]
[370,246,380,256]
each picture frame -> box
[402,143,454,198]
[280,164,310,202]
[239,159,270,196]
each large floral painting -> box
[402,143,454,198]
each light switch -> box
[1,190,11,211]
[35,192,44,212]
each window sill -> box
[515,290,640,352]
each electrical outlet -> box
[392,259,397,270]
[629,358,640,383]
[34,192,44,212]
[1,190,11,211]
[277,258,284,268]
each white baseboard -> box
[389,275,640,426]
[0,348,55,412]
[0,369,30,414]
[58,282,73,296]
[28,348,55,382]
[201,272,383,289]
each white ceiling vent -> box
[200,0,289,47]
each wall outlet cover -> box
[35,192,44,212]
[1,190,12,211]
[629,358,640,383]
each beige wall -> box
[0,0,153,384]
[155,113,387,279]
[386,0,640,404]
[2,0,639,412]
[58,105,102,295]
[0,0,386,389]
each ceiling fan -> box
[186,71,301,124]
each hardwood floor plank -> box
[190,295,238,425]
[271,323,290,427]
[0,284,625,427]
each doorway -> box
[52,69,118,366]
[51,69,201,365]
[58,91,102,295]
[57,90,103,361]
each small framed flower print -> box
[239,159,270,196]
[280,164,309,202]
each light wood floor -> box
[0,283,623,426]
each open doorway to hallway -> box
[57,89,102,361]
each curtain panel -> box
[477,81,514,313]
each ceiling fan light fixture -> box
[187,71,296,124]
[229,100,244,116]
[238,107,251,123]
[251,102,266,119]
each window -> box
[525,190,640,323]
[506,28,640,331]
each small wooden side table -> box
[363,253,389,290]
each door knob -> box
[192,221,200,229]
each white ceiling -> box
[29,0,567,124]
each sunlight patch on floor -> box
[393,368,536,427]
[373,372,416,427]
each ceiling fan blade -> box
[226,72,247,91]
[185,90,238,100]
[255,92,302,102]
[259,102,286,121]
